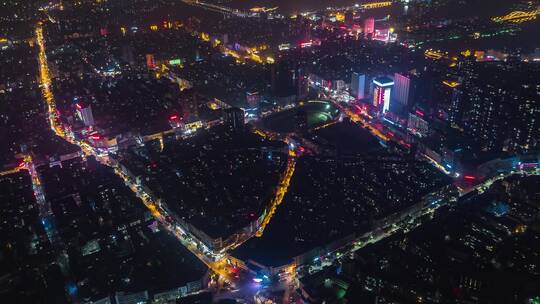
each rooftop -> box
[233,155,452,267]
[38,157,207,301]
[119,126,288,240]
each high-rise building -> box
[76,103,94,127]
[297,66,309,100]
[364,17,375,38]
[447,56,475,127]
[464,83,511,151]
[272,60,295,97]
[350,72,366,100]
[393,73,416,107]
[459,62,539,153]
[447,82,463,127]
[373,77,394,113]
[223,107,245,131]
[510,86,539,152]
[272,59,308,101]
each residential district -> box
[0,0,539,303]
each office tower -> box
[373,77,394,113]
[76,103,94,127]
[393,73,416,107]
[350,72,366,100]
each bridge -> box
[492,7,540,23]
[180,0,251,17]
[181,0,393,18]
[360,1,393,9]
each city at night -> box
[0,0,539,303]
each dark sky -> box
[225,0,358,13]
[225,0,522,15]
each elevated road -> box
[180,0,251,17]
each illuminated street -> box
[36,20,236,281]
[36,21,302,300]
[34,20,540,300]
[1,1,539,303]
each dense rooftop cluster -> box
[37,158,207,302]
[298,175,540,303]
[120,126,288,239]
[0,172,56,302]
[0,0,538,303]
[235,154,452,266]
[0,44,79,163]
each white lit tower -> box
[372,77,394,113]
[76,103,95,127]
